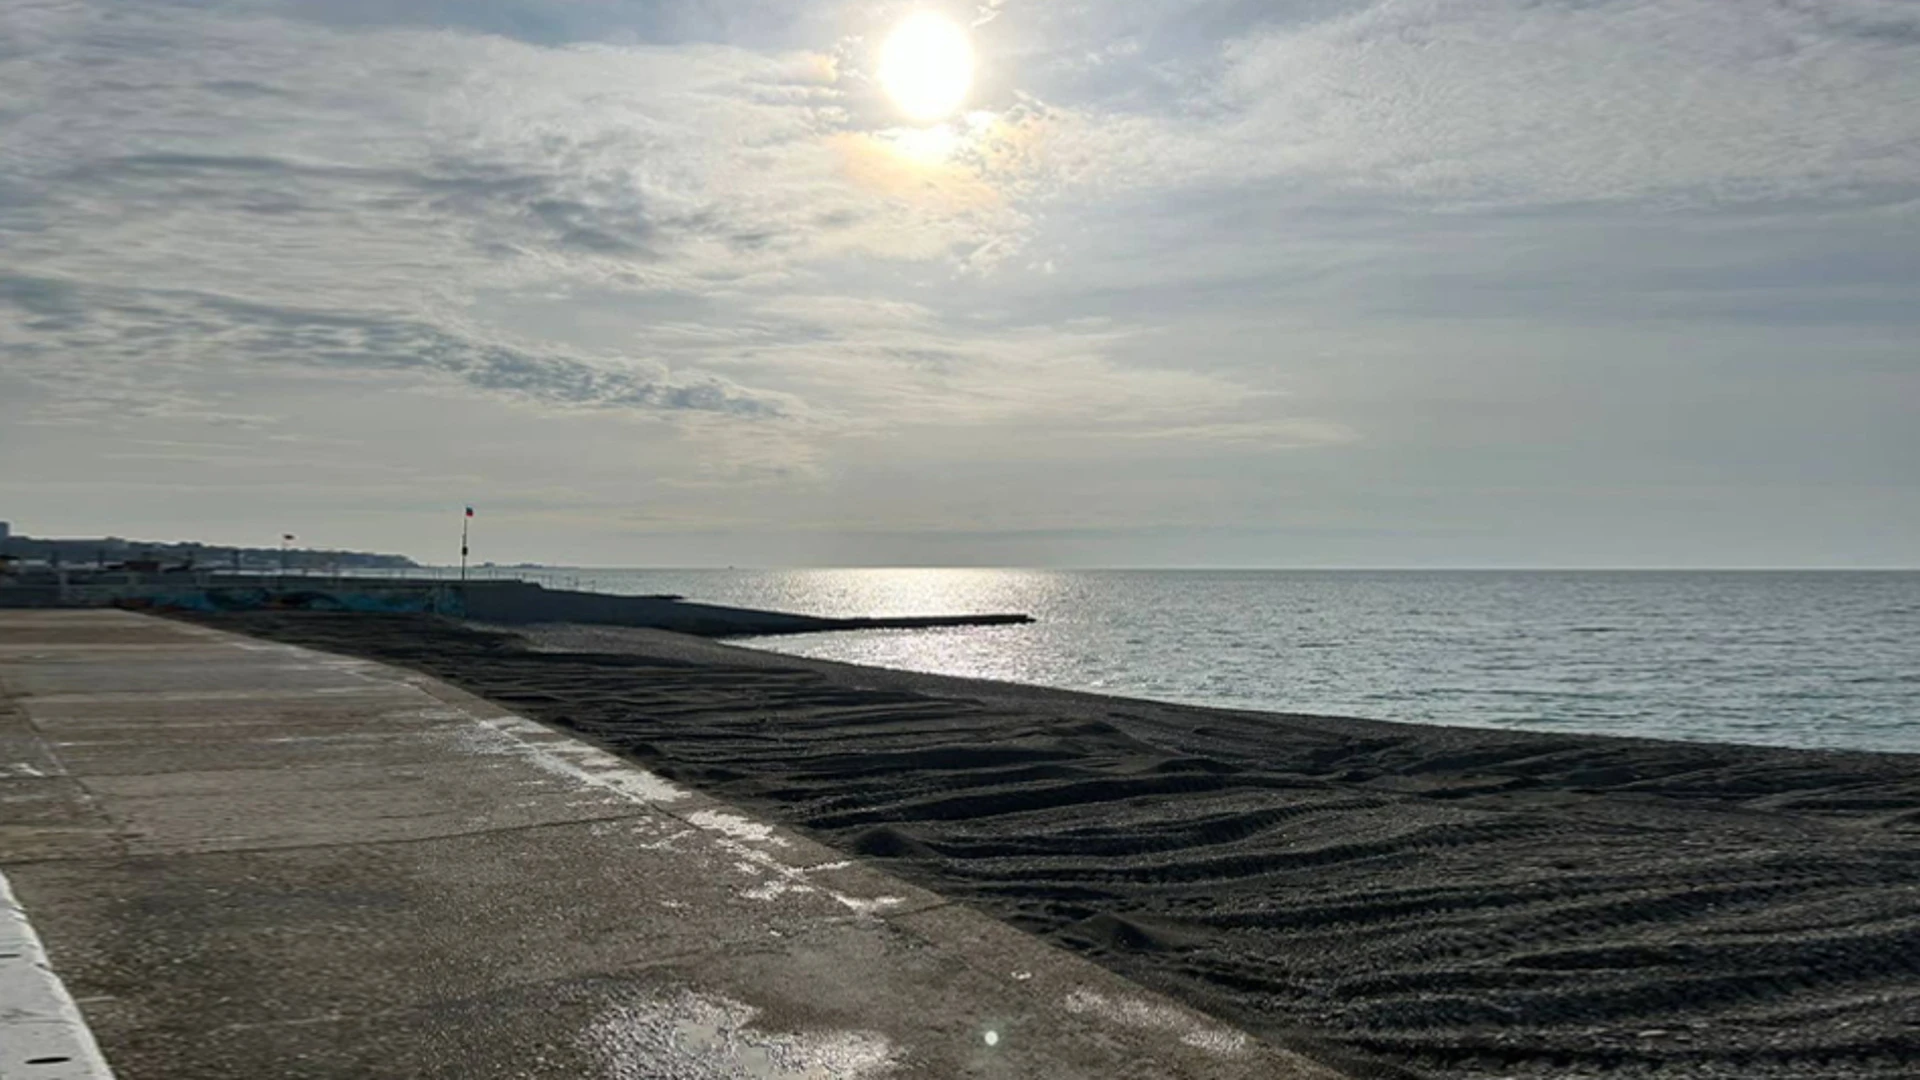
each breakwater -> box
[0,574,1031,637]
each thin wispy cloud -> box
[1,0,1915,565]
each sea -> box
[487,568,1918,754]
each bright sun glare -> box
[878,12,974,122]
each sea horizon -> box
[447,567,1920,757]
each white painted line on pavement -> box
[0,870,116,1080]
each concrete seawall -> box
[458,582,1033,635]
[0,610,1334,1080]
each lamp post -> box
[460,507,473,583]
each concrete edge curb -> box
[0,870,116,1080]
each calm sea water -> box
[503,569,1919,754]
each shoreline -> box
[182,613,1920,1079]
[707,627,1920,763]
[726,628,1916,759]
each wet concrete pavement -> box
[0,611,1343,1080]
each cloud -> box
[0,2,1026,427]
[3,2,1302,447]
[276,0,836,48]
[0,272,790,419]
[1017,0,1920,211]
[2,3,1037,303]
[3,0,1917,564]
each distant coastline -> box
[0,524,417,571]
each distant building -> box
[0,524,416,570]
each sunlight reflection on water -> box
[513,568,1920,754]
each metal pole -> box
[460,511,470,584]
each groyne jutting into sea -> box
[0,571,1034,637]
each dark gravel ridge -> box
[181,613,1920,1080]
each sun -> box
[878,12,974,122]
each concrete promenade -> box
[0,611,1340,1080]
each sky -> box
[2,0,1917,568]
